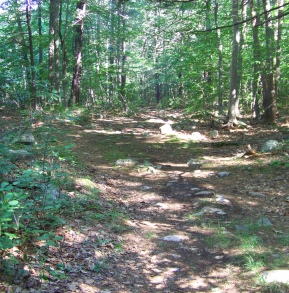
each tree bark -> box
[69,0,86,106]
[49,0,60,102]
[227,0,240,126]
[250,0,261,119]
[261,0,276,123]
[25,0,38,110]
[59,0,70,107]
[214,0,223,112]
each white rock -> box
[160,123,174,135]
[260,270,289,284]
[162,235,187,242]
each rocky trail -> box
[1,108,289,293]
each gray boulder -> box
[261,140,279,152]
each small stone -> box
[218,172,230,177]
[187,159,202,168]
[216,195,231,205]
[208,130,219,139]
[248,191,267,197]
[190,188,201,192]
[155,203,168,209]
[260,270,289,284]
[202,206,226,215]
[257,217,273,226]
[195,190,215,197]
[215,255,224,260]
[141,185,152,191]
[115,158,137,166]
[162,235,187,242]
[236,225,249,233]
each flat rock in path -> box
[195,206,226,216]
[218,172,230,177]
[194,190,215,197]
[260,270,289,284]
[162,235,187,242]
[115,158,137,166]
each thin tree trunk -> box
[59,0,70,106]
[25,0,37,110]
[214,0,223,112]
[250,0,261,119]
[118,2,127,111]
[49,0,60,103]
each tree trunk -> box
[250,0,261,119]
[261,0,276,123]
[214,0,223,112]
[59,0,70,107]
[227,0,240,126]
[49,0,60,103]
[69,0,86,107]
[25,0,38,110]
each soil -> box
[0,108,289,293]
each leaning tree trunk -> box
[227,0,240,127]
[69,0,86,107]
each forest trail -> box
[48,108,288,293]
[1,108,288,293]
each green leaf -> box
[4,232,18,239]
[4,193,13,201]
[38,234,51,240]
[47,240,59,247]
[1,182,10,188]
[8,200,19,206]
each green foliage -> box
[0,120,71,276]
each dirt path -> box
[46,108,287,293]
[2,108,288,293]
